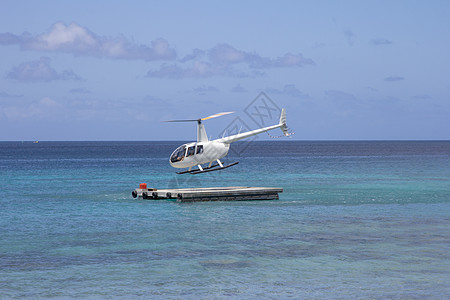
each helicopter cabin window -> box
[186,146,195,157]
[170,145,186,163]
[196,144,204,154]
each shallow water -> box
[1,141,449,298]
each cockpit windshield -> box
[170,145,186,163]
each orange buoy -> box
[139,183,147,189]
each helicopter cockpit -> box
[170,145,186,163]
[170,144,204,163]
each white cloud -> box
[40,97,61,107]
[231,84,247,93]
[384,76,404,82]
[179,49,205,62]
[148,43,313,79]
[0,91,23,98]
[344,29,356,46]
[326,90,357,100]
[207,43,314,68]
[70,87,91,94]
[1,23,314,79]
[1,97,62,120]
[6,57,81,82]
[208,43,246,64]
[193,85,219,94]
[265,84,309,98]
[146,61,220,79]
[0,22,176,61]
[371,38,393,46]
[29,22,97,52]
[276,53,313,67]
[146,61,266,79]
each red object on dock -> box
[139,183,147,189]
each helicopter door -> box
[186,146,195,157]
[196,144,203,154]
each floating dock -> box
[132,185,282,202]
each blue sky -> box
[1,0,449,140]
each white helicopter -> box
[166,108,291,174]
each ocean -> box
[1,141,449,298]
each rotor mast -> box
[197,119,208,142]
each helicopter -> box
[166,108,291,174]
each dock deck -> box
[132,186,282,202]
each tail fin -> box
[279,108,291,136]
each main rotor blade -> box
[164,111,234,123]
[163,119,199,122]
[201,111,234,121]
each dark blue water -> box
[1,141,449,298]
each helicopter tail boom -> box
[214,108,290,144]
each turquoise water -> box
[1,141,449,298]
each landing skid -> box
[177,162,239,175]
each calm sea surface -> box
[1,141,449,298]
